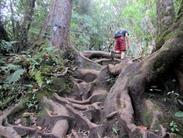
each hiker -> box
[113,30,129,59]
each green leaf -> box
[35,71,43,87]
[176,128,180,132]
[175,111,183,118]
[170,127,175,132]
[170,121,173,126]
[5,69,25,84]
[112,127,118,135]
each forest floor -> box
[0,47,183,138]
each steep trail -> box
[0,48,183,138]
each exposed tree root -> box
[95,58,121,65]
[41,97,69,138]
[1,38,183,138]
[0,126,21,138]
[0,102,25,138]
[82,51,120,59]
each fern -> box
[0,64,20,74]
[34,70,43,87]
[6,64,20,71]
[5,69,25,84]
[0,40,17,52]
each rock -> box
[22,112,34,118]
[15,119,21,125]
[37,126,42,130]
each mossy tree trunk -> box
[157,0,175,36]
[155,0,175,51]
[16,0,36,52]
[0,2,9,41]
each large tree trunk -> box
[102,2,183,137]
[50,0,72,49]
[155,0,175,51]
[157,0,175,35]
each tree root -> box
[0,102,25,138]
[82,50,120,59]
[1,37,183,138]
[0,102,24,124]
[95,58,121,65]
[41,97,69,138]
[0,126,21,138]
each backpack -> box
[114,31,122,38]
[114,30,129,38]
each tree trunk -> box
[155,0,175,51]
[17,0,36,52]
[0,2,9,41]
[9,0,16,38]
[50,0,72,49]
[157,0,175,35]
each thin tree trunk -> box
[0,2,9,41]
[9,0,16,38]
[17,0,36,52]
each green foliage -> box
[112,127,119,135]
[175,111,183,118]
[5,69,25,84]
[0,57,26,109]
[0,57,25,84]
[25,93,40,112]
[29,0,50,39]
[28,46,63,88]
[0,83,23,110]
[169,121,180,133]
[34,70,43,87]
[0,42,72,110]
[71,0,156,57]
[0,40,17,53]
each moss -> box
[37,90,53,100]
[156,22,183,51]
[0,96,16,110]
[142,100,161,127]
[50,76,73,95]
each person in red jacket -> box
[113,30,129,59]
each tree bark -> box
[9,0,16,38]
[155,0,175,51]
[0,1,9,41]
[17,0,36,52]
[156,0,175,35]
[50,0,72,49]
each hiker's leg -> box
[111,51,115,59]
[121,52,125,59]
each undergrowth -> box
[0,41,73,111]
